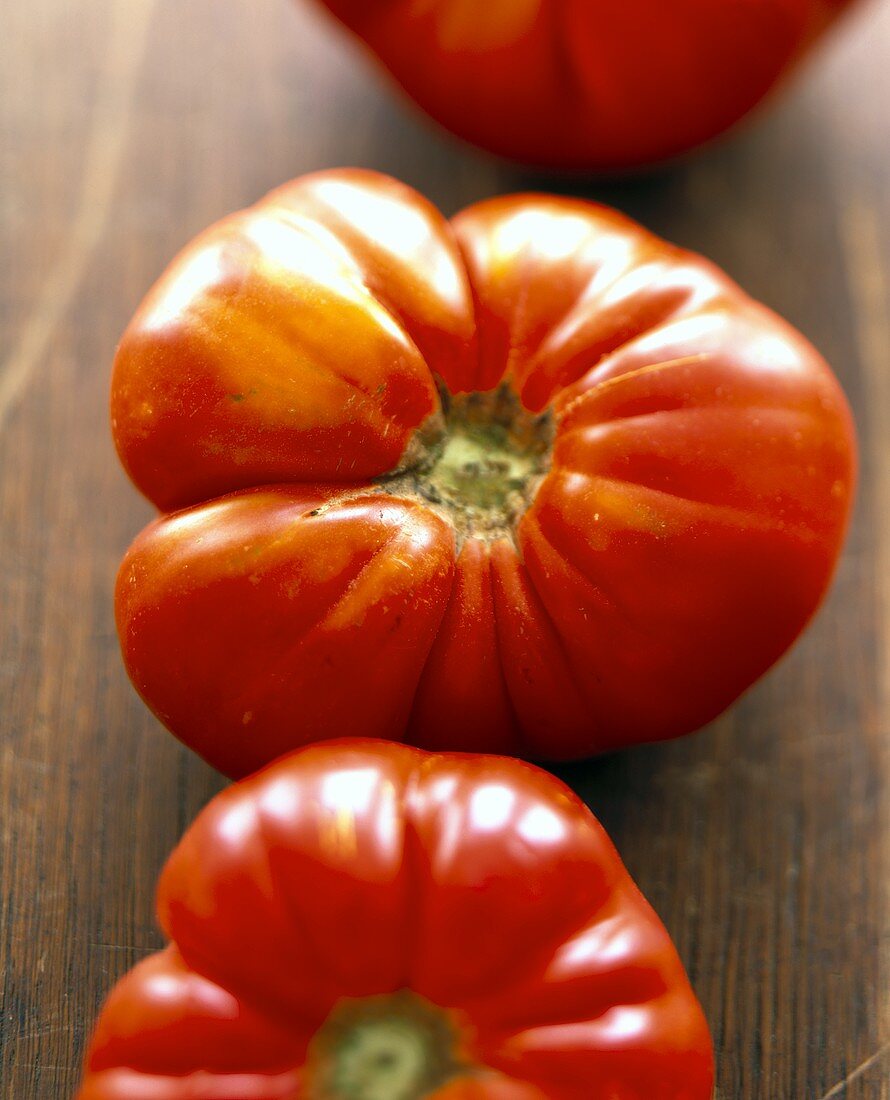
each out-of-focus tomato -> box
[112,169,855,778]
[311,0,857,169]
[76,741,714,1100]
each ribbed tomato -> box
[112,169,855,778]
[76,741,714,1099]
[311,0,858,169]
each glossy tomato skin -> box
[76,742,714,1099]
[110,172,475,513]
[113,170,856,777]
[314,0,857,169]
[117,487,457,778]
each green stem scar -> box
[385,383,554,542]
[304,990,467,1100]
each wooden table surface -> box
[2,2,889,1097]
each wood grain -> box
[1,2,887,1096]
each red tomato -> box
[113,169,855,778]
[76,741,714,1099]
[311,0,858,169]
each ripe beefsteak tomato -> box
[76,742,714,1099]
[311,0,858,169]
[112,169,855,778]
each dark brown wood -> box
[1,2,888,1096]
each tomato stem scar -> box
[381,383,554,544]
[304,989,469,1100]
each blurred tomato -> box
[313,0,857,168]
[76,742,714,1099]
[112,169,855,778]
